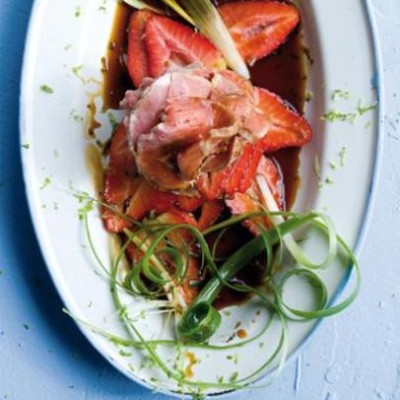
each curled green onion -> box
[177,212,318,343]
[177,302,222,343]
[275,268,329,321]
[74,191,361,393]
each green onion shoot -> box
[69,193,360,395]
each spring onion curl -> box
[74,192,360,393]
[108,235,288,392]
[177,212,318,343]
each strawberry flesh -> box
[103,123,137,204]
[102,123,138,232]
[125,178,202,221]
[255,87,313,152]
[127,10,152,88]
[219,1,300,64]
[144,13,226,79]
[197,200,225,232]
[156,211,201,305]
[226,155,284,235]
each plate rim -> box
[19,0,384,397]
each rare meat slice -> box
[123,68,213,149]
[121,66,312,197]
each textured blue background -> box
[1,1,400,399]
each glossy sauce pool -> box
[100,2,308,308]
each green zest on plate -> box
[40,84,54,94]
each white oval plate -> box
[20,0,379,397]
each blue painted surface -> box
[1,1,400,399]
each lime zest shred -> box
[313,155,321,178]
[357,100,377,115]
[321,110,357,123]
[331,89,351,100]
[40,176,52,190]
[40,84,54,94]
[339,147,347,166]
[75,6,82,17]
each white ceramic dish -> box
[20,0,379,397]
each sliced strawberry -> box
[226,156,284,235]
[219,1,300,64]
[197,144,260,201]
[144,14,226,79]
[257,156,285,209]
[226,192,266,236]
[125,178,202,220]
[157,210,198,244]
[211,69,255,99]
[127,10,152,88]
[156,211,201,305]
[101,205,132,233]
[197,171,226,201]
[255,87,313,152]
[103,123,137,204]
[125,241,142,264]
[175,195,204,213]
[101,123,138,233]
[223,143,263,195]
[197,200,225,232]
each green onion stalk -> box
[73,193,360,393]
[176,212,318,343]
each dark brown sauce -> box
[101,2,308,309]
[102,2,132,110]
[86,94,102,138]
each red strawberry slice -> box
[255,87,313,152]
[157,210,198,243]
[219,1,300,64]
[197,200,225,232]
[197,143,262,200]
[223,143,263,195]
[256,155,285,209]
[125,178,202,221]
[101,123,138,233]
[226,156,284,235]
[101,206,132,233]
[226,192,267,236]
[103,123,137,204]
[102,122,203,232]
[155,210,201,305]
[127,10,152,88]
[144,13,226,79]
[197,171,226,201]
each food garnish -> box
[73,0,360,395]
